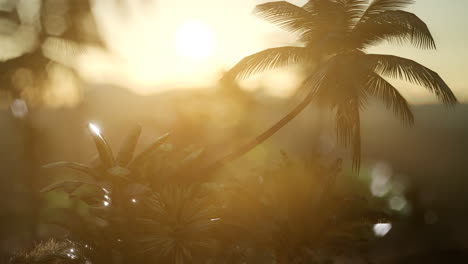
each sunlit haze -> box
[77,0,468,102]
[81,0,306,96]
[175,21,215,60]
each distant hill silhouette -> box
[361,103,468,208]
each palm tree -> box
[207,0,457,172]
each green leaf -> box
[41,180,103,193]
[128,133,170,170]
[116,125,142,167]
[88,123,115,168]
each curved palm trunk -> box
[205,88,316,172]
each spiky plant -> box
[136,186,222,264]
[43,123,171,190]
[9,239,92,264]
[213,0,457,172]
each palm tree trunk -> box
[204,88,316,172]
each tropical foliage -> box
[217,154,388,264]
[221,0,457,171]
[33,125,390,264]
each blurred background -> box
[0,0,467,263]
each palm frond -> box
[351,11,436,49]
[335,99,361,172]
[363,54,457,105]
[254,1,316,37]
[302,0,318,13]
[302,0,351,35]
[336,0,369,31]
[225,46,310,80]
[365,73,414,125]
[302,0,341,14]
[358,0,414,23]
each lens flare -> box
[88,123,101,136]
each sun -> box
[175,20,215,60]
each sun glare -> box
[175,21,215,60]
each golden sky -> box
[78,0,467,103]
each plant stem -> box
[204,88,316,172]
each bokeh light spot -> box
[373,223,392,237]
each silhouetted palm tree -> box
[210,0,457,172]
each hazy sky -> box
[84,0,468,103]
